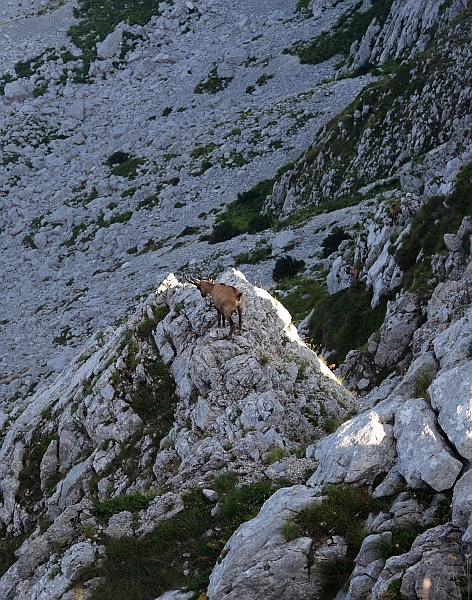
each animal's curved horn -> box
[185,275,200,286]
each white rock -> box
[4,80,29,103]
[429,360,472,460]
[394,398,462,491]
[307,400,400,487]
[97,29,122,59]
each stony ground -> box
[0,0,370,403]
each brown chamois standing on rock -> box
[185,276,244,339]
[389,203,401,224]
[345,266,360,280]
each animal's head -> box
[185,275,209,297]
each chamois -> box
[389,203,400,224]
[186,276,244,339]
[345,266,359,280]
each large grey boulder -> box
[429,360,472,460]
[452,468,472,530]
[394,398,462,491]
[370,524,464,600]
[433,308,472,372]
[207,486,320,599]
[307,399,400,487]
[374,293,421,368]
[96,29,122,59]
[4,80,29,103]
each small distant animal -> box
[389,203,400,224]
[345,266,360,280]
[185,276,244,339]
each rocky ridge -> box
[0,268,354,598]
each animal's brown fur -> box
[345,266,359,280]
[186,276,244,339]
[389,203,400,224]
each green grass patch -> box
[321,226,352,258]
[18,433,59,508]
[376,522,429,560]
[194,66,232,94]
[287,0,394,67]
[273,255,306,282]
[113,158,144,179]
[190,143,219,159]
[0,534,29,578]
[92,493,155,523]
[292,484,392,599]
[203,178,276,244]
[308,282,387,365]
[235,245,272,266]
[84,477,282,600]
[113,310,176,444]
[395,162,472,300]
[53,326,73,345]
[177,226,200,238]
[274,275,326,323]
[67,0,167,81]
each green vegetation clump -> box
[287,0,394,67]
[194,66,232,94]
[395,162,472,300]
[289,485,392,599]
[0,534,29,578]
[279,14,468,211]
[321,226,352,258]
[204,178,276,244]
[272,255,306,282]
[106,152,144,179]
[92,493,154,522]
[278,276,386,364]
[308,282,387,365]
[68,0,166,79]
[177,226,200,238]
[115,310,177,445]
[235,245,272,266]
[274,275,326,323]
[83,477,282,600]
[376,523,429,561]
[18,433,59,508]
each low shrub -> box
[286,0,394,67]
[92,493,154,523]
[272,255,306,282]
[84,477,283,599]
[308,282,387,365]
[395,162,472,301]
[321,226,351,258]
[205,178,276,244]
[294,484,392,599]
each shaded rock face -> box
[207,486,320,600]
[348,0,468,68]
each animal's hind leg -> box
[227,316,234,339]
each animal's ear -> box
[237,292,243,300]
